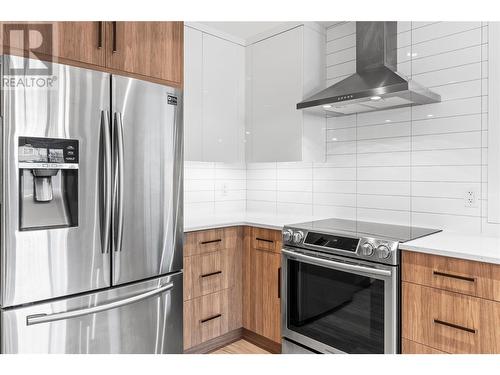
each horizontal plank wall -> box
[246,21,491,233]
[184,22,498,234]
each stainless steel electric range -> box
[280,218,441,354]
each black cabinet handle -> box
[433,319,476,334]
[200,314,222,324]
[200,271,222,278]
[256,237,274,243]
[200,239,222,245]
[433,271,475,283]
[112,22,117,53]
[278,267,281,299]
[97,22,103,49]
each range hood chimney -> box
[297,22,440,116]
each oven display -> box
[304,232,359,252]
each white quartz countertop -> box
[401,231,500,265]
[184,213,317,232]
[185,215,500,265]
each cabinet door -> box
[243,228,281,343]
[183,26,203,161]
[107,22,183,86]
[247,27,303,162]
[0,22,105,66]
[202,33,245,162]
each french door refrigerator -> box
[0,55,183,354]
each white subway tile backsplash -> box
[413,63,481,87]
[412,22,481,44]
[412,131,481,150]
[326,47,355,67]
[357,122,411,140]
[412,148,481,166]
[327,22,355,41]
[183,21,491,234]
[412,114,481,135]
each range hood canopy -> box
[297,22,440,116]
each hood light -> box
[323,104,332,109]
[370,96,382,101]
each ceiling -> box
[197,22,290,41]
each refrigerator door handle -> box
[113,112,125,252]
[26,282,174,326]
[101,110,112,254]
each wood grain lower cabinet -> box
[183,227,242,351]
[402,338,447,354]
[402,254,500,354]
[243,227,282,344]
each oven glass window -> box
[287,259,385,353]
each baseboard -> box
[242,328,282,354]
[184,328,244,354]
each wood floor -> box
[211,340,271,354]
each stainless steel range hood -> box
[297,22,440,116]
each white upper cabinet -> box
[184,26,245,162]
[246,25,326,162]
[184,26,203,161]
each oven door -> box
[281,247,398,354]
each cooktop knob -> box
[361,243,374,256]
[376,245,391,259]
[292,231,304,244]
[283,229,293,242]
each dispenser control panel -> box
[18,137,79,169]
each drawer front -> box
[184,227,239,257]
[183,290,230,350]
[402,251,500,302]
[251,227,282,254]
[403,282,500,353]
[184,249,231,301]
[402,338,447,354]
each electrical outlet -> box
[464,190,477,208]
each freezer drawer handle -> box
[26,282,174,326]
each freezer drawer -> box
[0,272,183,354]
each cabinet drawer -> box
[184,227,239,257]
[402,282,500,353]
[402,251,500,302]
[402,338,447,354]
[251,227,282,253]
[183,290,229,350]
[184,249,231,301]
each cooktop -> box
[286,218,441,243]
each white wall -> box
[185,22,498,234]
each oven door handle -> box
[282,249,393,277]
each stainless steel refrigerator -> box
[0,55,183,353]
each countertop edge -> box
[400,242,500,265]
[184,221,284,232]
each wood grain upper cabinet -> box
[55,22,106,66]
[243,227,282,343]
[0,22,105,67]
[106,22,183,86]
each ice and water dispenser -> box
[18,137,79,230]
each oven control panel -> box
[282,227,399,265]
